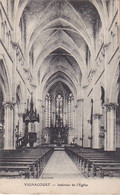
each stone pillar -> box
[36,99,42,145]
[3,101,16,150]
[74,104,78,143]
[41,105,45,144]
[18,113,23,136]
[68,131,74,144]
[0,123,4,149]
[92,113,102,149]
[104,103,118,151]
[83,99,91,148]
[76,99,84,146]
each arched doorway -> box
[44,82,74,145]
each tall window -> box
[45,93,51,127]
[55,94,63,127]
[68,93,74,129]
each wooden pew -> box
[0,161,37,178]
[65,146,120,178]
[79,155,120,175]
[0,147,54,178]
[76,153,120,177]
[0,166,31,178]
[85,160,120,177]
[98,166,120,178]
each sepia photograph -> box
[0,0,120,194]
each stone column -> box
[3,101,16,150]
[83,99,91,147]
[0,123,4,148]
[104,103,118,151]
[76,99,84,146]
[18,113,23,136]
[41,105,45,144]
[92,113,102,149]
[36,99,42,145]
[74,104,78,143]
[52,111,55,126]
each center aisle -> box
[40,151,84,179]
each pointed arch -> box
[40,68,80,93]
[27,16,92,58]
[34,39,86,77]
[42,71,77,101]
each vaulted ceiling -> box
[16,0,106,99]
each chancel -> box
[0,0,120,179]
[44,82,74,145]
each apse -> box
[43,81,75,145]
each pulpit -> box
[17,93,39,148]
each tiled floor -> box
[40,151,83,179]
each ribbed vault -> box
[14,0,106,100]
[42,71,77,102]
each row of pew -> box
[0,146,54,178]
[65,146,120,178]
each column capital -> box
[3,101,16,110]
[93,113,102,119]
[104,103,118,111]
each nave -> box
[0,0,120,181]
[40,150,83,179]
[1,145,120,179]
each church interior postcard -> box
[0,0,120,194]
